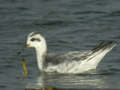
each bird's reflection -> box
[25,71,108,90]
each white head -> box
[26,32,48,70]
[26,32,47,53]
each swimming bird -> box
[26,32,116,74]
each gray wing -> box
[45,41,116,66]
[45,51,92,65]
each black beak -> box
[25,44,30,48]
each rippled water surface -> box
[0,0,120,90]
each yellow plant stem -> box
[22,58,28,77]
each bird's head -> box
[26,32,47,50]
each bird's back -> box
[43,51,92,73]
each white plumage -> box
[26,32,116,74]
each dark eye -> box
[31,38,41,41]
[31,38,35,41]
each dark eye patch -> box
[31,38,41,42]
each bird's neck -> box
[35,44,47,71]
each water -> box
[0,0,120,90]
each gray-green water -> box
[0,0,120,90]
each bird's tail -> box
[92,41,117,53]
[86,41,116,69]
